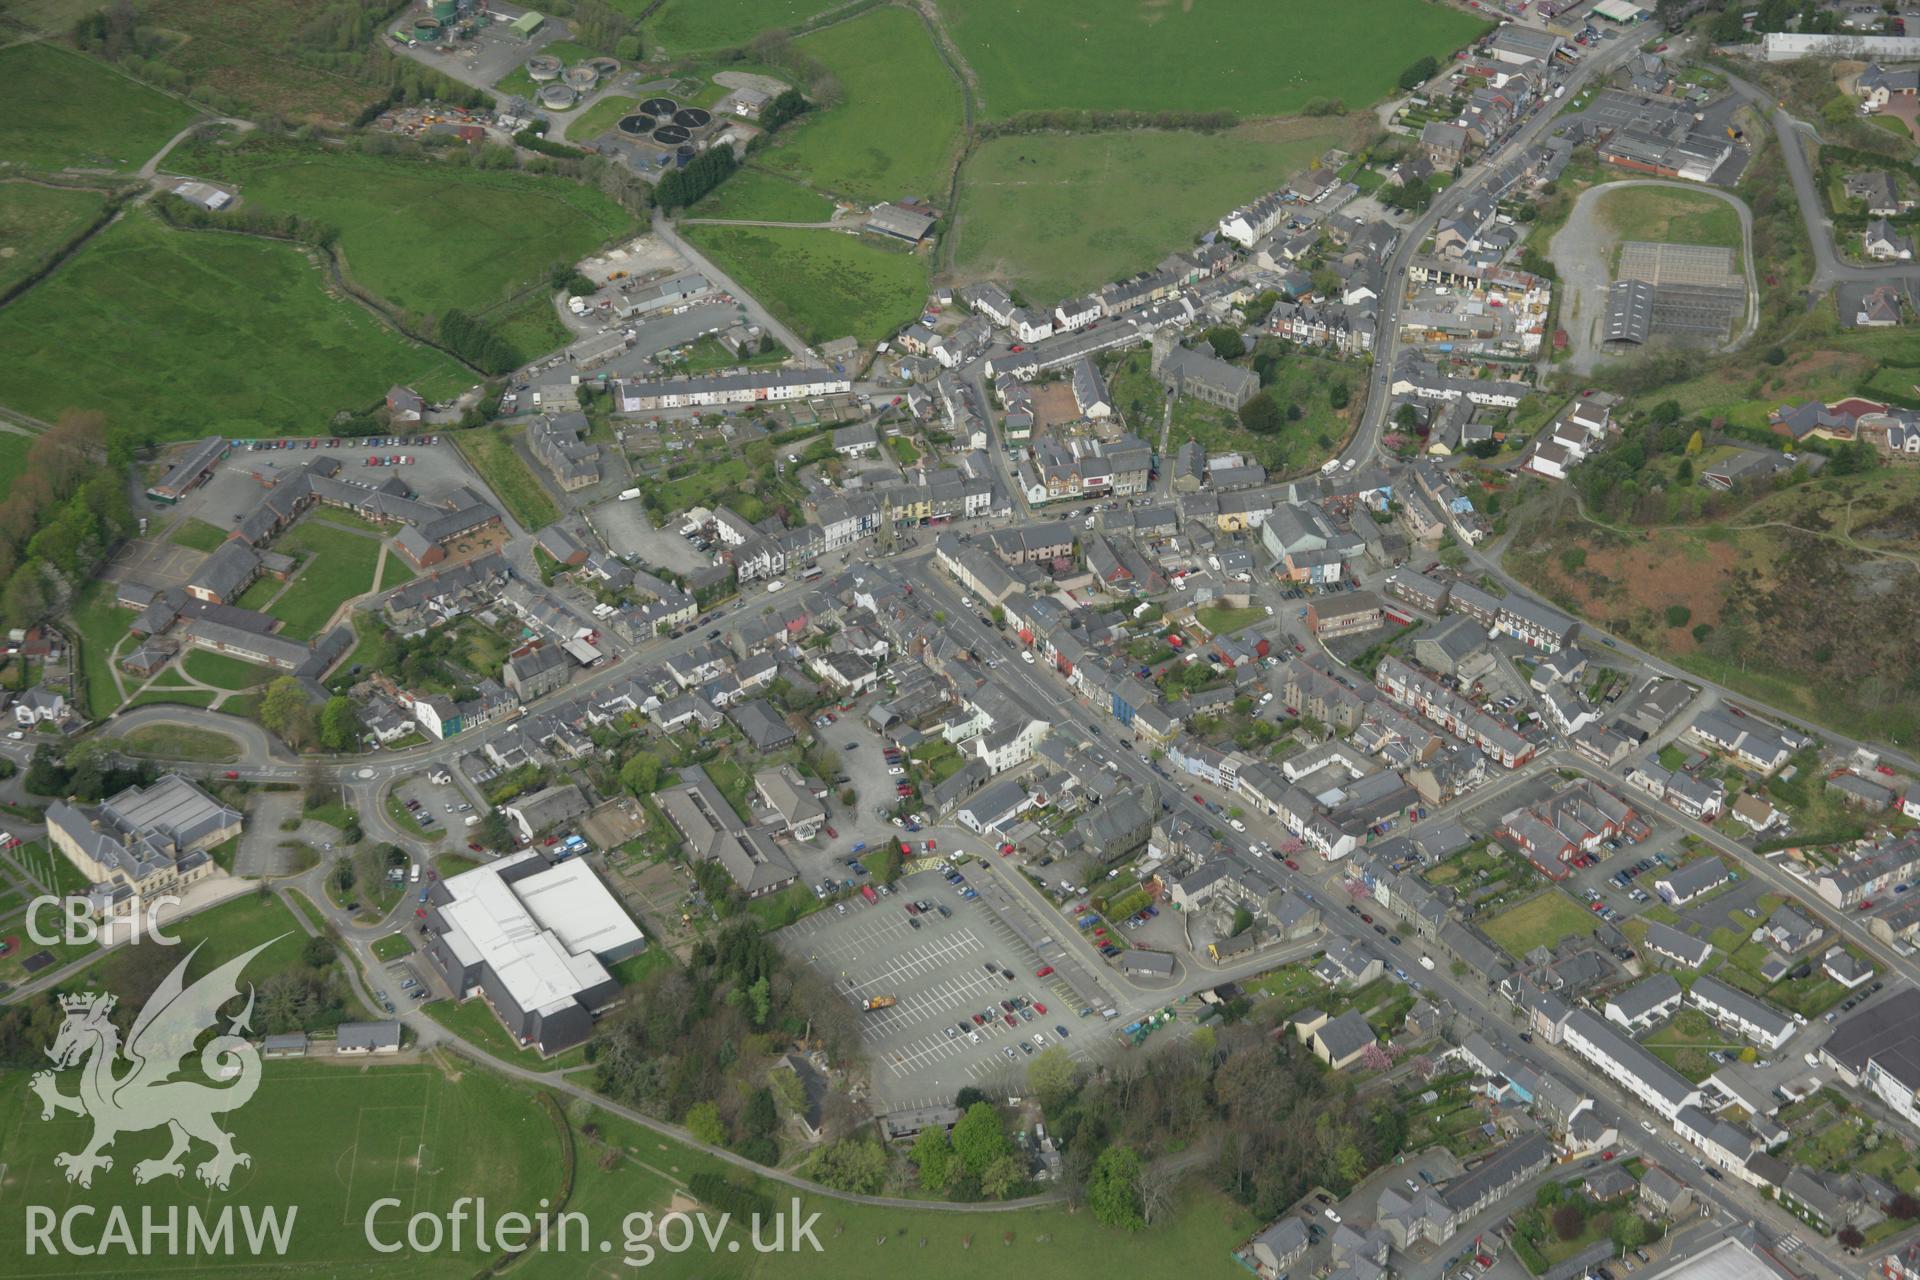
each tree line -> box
[592,922,865,1164]
[0,413,137,632]
[976,108,1239,139]
[655,146,739,212]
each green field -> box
[0,43,196,173]
[68,579,133,718]
[0,1062,564,1279]
[1595,184,1743,253]
[643,0,846,51]
[116,723,241,762]
[184,647,274,690]
[761,6,964,204]
[690,168,839,222]
[684,224,926,343]
[168,516,232,552]
[0,434,29,495]
[954,124,1346,302]
[0,212,465,447]
[944,0,1488,117]
[484,291,573,363]
[0,182,109,293]
[189,150,639,313]
[454,426,561,529]
[1481,890,1598,957]
[269,521,385,640]
[565,94,642,142]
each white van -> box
[465,814,482,828]
[409,863,421,884]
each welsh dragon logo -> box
[31,937,282,1190]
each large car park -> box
[778,863,1099,1103]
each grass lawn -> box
[761,6,964,204]
[1198,605,1266,635]
[0,181,109,293]
[1481,890,1598,957]
[608,946,675,986]
[269,521,384,640]
[167,516,232,552]
[0,211,465,449]
[1644,1007,1743,1082]
[183,647,273,690]
[371,932,415,961]
[953,123,1347,303]
[1595,184,1743,254]
[454,425,561,529]
[0,43,196,174]
[684,224,927,343]
[944,0,1488,118]
[643,0,845,52]
[0,1060,565,1278]
[422,998,589,1070]
[0,435,28,497]
[116,723,241,763]
[691,167,839,222]
[67,578,133,718]
[565,94,642,142]
[182,147,640,315]
[126,687,221,710]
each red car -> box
[899,841,912,855]
[1001,843,1017,855]
[468,842,484,852]
[223,770,240,779]
[972,1013,985,1025]
[905,902,919,916]
[824,824,837,838]
[925,839,937,851]
[415,908,428,918]
[1360,913,1373,924]
[1284,859,1300,871]
[1859,899,1876,911]
[1035,966,1054,978]
[1004,1014,1018,1027]
[1033,1002,1046,1014]
[1193,794,1206,805]
[1294,643,1306,653]
[543,835,559,846]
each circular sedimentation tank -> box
[539,83,579,110]
[651,123,690,145]
[526,54,562,82]
[672,106,711,129]
[412,16,441,40]
[431,0,458,21]
[616,114,657,137]
[563,64,598,90]
[639,97,678,116]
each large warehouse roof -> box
[436,851,642,1016]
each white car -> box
[1229,818,1246,833]
[1639,1120,1655,1134]
[1324,1208,1341,1224]
[1032,1032,1046,1047]
[889,766,905,775]
[1804,1052,1821,1069]
[1021,650,1035,664]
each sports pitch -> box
[0,1062,564,1278]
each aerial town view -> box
[4,0,1920,1276]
